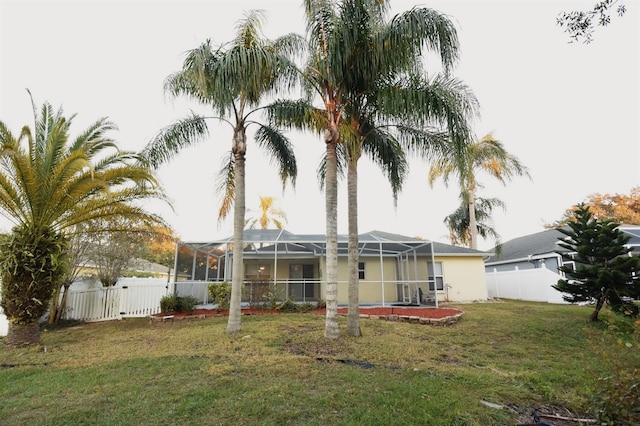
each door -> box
[289,264,315,301]
[302,264,315,299]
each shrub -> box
[245,280,269,308]
[176,295,198,315]
[208,281,231,312]
[592,317,640,424]
[262,289,285,310]
[277,298,298,312]
[160,294,177,313]
[276,298,316,313]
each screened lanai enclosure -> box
[171,229,441,308]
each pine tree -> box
[553,204,640,321]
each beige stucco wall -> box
[327,256,399,304]
[436,256,489,302]
[244,253,488,304]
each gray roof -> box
[180,229,490,258]
[485,228,566,264]
[485,225,640,264]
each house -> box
[171,229,492,307]
[484,225,640,303]
[485,225,640,273]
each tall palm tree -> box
[338,0,479,336]
[444,194,505,247]
[245,196,287,229]
[267,0,478,337]
[142,10,298,334]
[265,0,351,339]
[0,93,165,346]
[429,132,530,249]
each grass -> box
[1,300,638,425]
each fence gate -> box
[62,279,169,322]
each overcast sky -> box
[1,0,638,250]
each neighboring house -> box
[172,229,492,307]
[484,225,640,303]
[72,258,172,290]
[485,225,640,274]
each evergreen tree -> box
[553,204,640,321]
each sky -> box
[1,0,638,251]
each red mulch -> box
[335,306,463,319]
[157,306,463,319]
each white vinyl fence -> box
[62,278,170,322]
[485,265,567,304]
[1,278,170,336]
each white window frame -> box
[358,262,365,280]
[427,261,444,291]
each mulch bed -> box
[153,306,464,325]
[331,306,463,319]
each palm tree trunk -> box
[6,322,40,347]
[468,188,478,250]
[227,134,247,334]
[346,158,361,337]
[324,131,340,339]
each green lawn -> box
[1,300,637,425]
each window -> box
[358,262,365,280]
[560,260,576,276]
[427,261,444,291]
[245,263,271,280]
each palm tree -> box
[0,93,165,346]
[142,10,298,334]
[267,0,478,337]
[429,132,530,249]
[265,0,351,339]
[245,196,287,229]
[338,0,478,336]
[444,194,505,247]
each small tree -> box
[48,224,94,325]
[553,204,640,321]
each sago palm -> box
[143,10,298,334]
[429,132,530,249]
[0,93,165,346]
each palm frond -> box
[386,6,460,73]
[264,99,326,134]
[142,113,209,168]
[360,127,408,204]
[253,124,297,190]
[0,95,168,234]
[316,141,346,190]
[215,152,235,222]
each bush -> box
[277,298,298,312]
[276,298,316,313]
[262,289,284,310]
[176,295,198,315]
[245,280,269,308]
[160,294,177,313]
[208,281,231,312]
[592,317,640,424]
